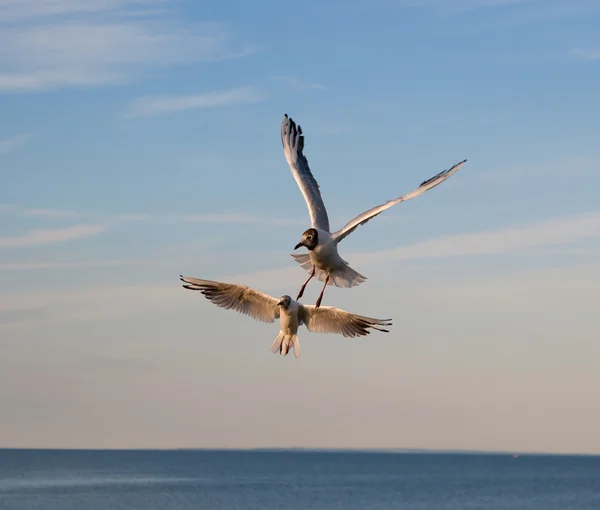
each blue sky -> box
[1,0,600,453]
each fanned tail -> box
[291,335,300,358]
[290,253,367,289]
[271,332,301,358]
[271,331,285,354]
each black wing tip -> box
[180,275,210,291]
[419,158,467,187]
[281,113,305,152]
[283,113,300,130]
[369,326,390,333]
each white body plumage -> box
[180,276,392,359]
[280,113,466,305]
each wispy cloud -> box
[123,86,265,118]
[3,260,598,328]
[570,48,600,61]
[409,263,600,317]
[0,283,196,326]
[396,0,538,9]
[0,259,140,271]
[3,205,303,227]
[0,2,256,93]
[2,212,598,324]
[178,213,263,224]
[0,133,31,155]
[273,75,327,91]
[198,211,600,292]
[392,0,537,11]
[353,211,600,265]
[110,213,152,223]
[0,225,105,249]
[176,213,303,226]
[0,0,166,21]
[21,208,79,219]
[460,0,535,6]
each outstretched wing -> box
[298,305,392,338]
[281,114,330,232]
[180,276,280,323]
[331,159,467,244]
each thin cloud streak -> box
[0,225,106,249]
[570,48,600,61]
[0,70,121,92]
[0,259,141,272]
[2,212,598,323]
[410,263,600,315]
[123,86,265,118]
[0,134,31,155]
[273,75,327,91]
[216,211,600,290]
[0,283,197,326]
[0,0,167,21]
[3,206,302,226]
[352,211,600,265]
[22,208,79,219]
[459,0,536,7]
[3,262,598,327]
[177,213,303,226]
[393,0,536,10]
[0,8,256,93]
[110,213,153,223]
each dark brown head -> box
[294,228,319,251]
[277,295,292,310]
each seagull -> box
[281,113,467,307]
[180,275,392,358]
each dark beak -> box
[277,300,283,306]
[294,242,303,250]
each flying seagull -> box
[180,275,392,358]
[281,113,467,307]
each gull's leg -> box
[296,266,315,301]
[315,274,330,308]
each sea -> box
[1,449,599,509]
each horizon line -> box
[1,447,598,457]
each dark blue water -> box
[1,449,599,509]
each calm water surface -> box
[1,449,599,509]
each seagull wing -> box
[180,276,280,323]
[331,159,467,244]
[298,304,392,338]
[281,114,330,232]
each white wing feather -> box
[298,305,392,338]
[281,114,330,232]
[180,276,280,323]
[331,159,467,244]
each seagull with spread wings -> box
[180,276,392,358]
[281,113,467,307]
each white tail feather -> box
[291,335,301,358]
[281,336,291,356]
[271,331,285,354]
[290,253,367,288]
[271,332,300,357]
